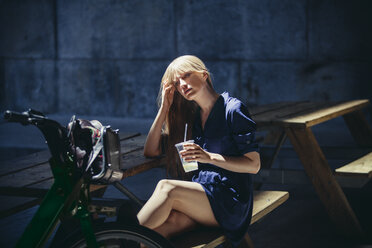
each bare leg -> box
[137,179,218,231]
[154,210,198,239]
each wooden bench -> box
[334,152,372,188]
[249,99,372,236]
[335,152,372,178]
[172,190,289,248]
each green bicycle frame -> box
[16,157,98,248]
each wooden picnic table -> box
[250,99,372,236]
[0,132,166,218]
[1,99,371,237]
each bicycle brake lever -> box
[28,109,45,117]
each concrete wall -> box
[1,0,371,118]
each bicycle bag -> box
[68,117,123,183]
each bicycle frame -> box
[4,109,176,248]
[4,110,99,248]
[17,158,98,248]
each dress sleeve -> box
[228,101,259,154]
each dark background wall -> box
[1,0,371,119]
[0,2,372,246]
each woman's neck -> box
[194,86,220,115]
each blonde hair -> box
[158,55,212,179]
[160,55,212,88]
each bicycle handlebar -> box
[4,109,72,165]
[4,109,123,183]
[4,109,48,125]
[5,110,33,124]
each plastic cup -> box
[175,140,199,172]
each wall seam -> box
[53,0,58,60]
[53,0,59,112]
[173,0,178,57]
[305,0,310,60]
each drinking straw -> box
[184,123,188,142]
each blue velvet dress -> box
[191,92,259,246]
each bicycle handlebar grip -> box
[3,110,30,124]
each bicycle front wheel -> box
[61,222,174,248]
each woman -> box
[137,55,260,246]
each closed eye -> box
[182,72,191,79]
[175,72,192,86]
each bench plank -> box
[0,133,146,187]
[0,182,108,219]
[0,132,140,177]
[0,162,51,188]
[252,102,318,127]
[251,190,289,224]
[335,152,372,178]
[251,100,370,128]
[250,102,299,116]
[121,150,166,177]
[172,190,289,248]
[0,133,149,217]
[120,134,147,155]
[0,150,51,176]
[282,99,370,128]
[0,196,41,218]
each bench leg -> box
[90,184,108,198]
[237,233,254,248]
[343,110,372,147]
[255,129,287,190]
[286,127,363,236]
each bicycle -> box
[4,109,173,248]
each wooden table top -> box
[250,99,370,128]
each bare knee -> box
[156,179,174,190]
[155,179,177,198]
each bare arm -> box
[207,151,260,174]
[143,107,167,157]
[181,143,261,174]
[143,82,175,157]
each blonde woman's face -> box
[174,71,208,100]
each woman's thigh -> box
[154,210,198,238]
[160,179,219,227]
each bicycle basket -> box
[68,117,123,183]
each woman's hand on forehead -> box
[163,80,176,89]
[161,80,175,111]
[163,80,170,86]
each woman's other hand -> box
[180,143,261,174]
[160,81,175,113]
[180,143,212,164]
